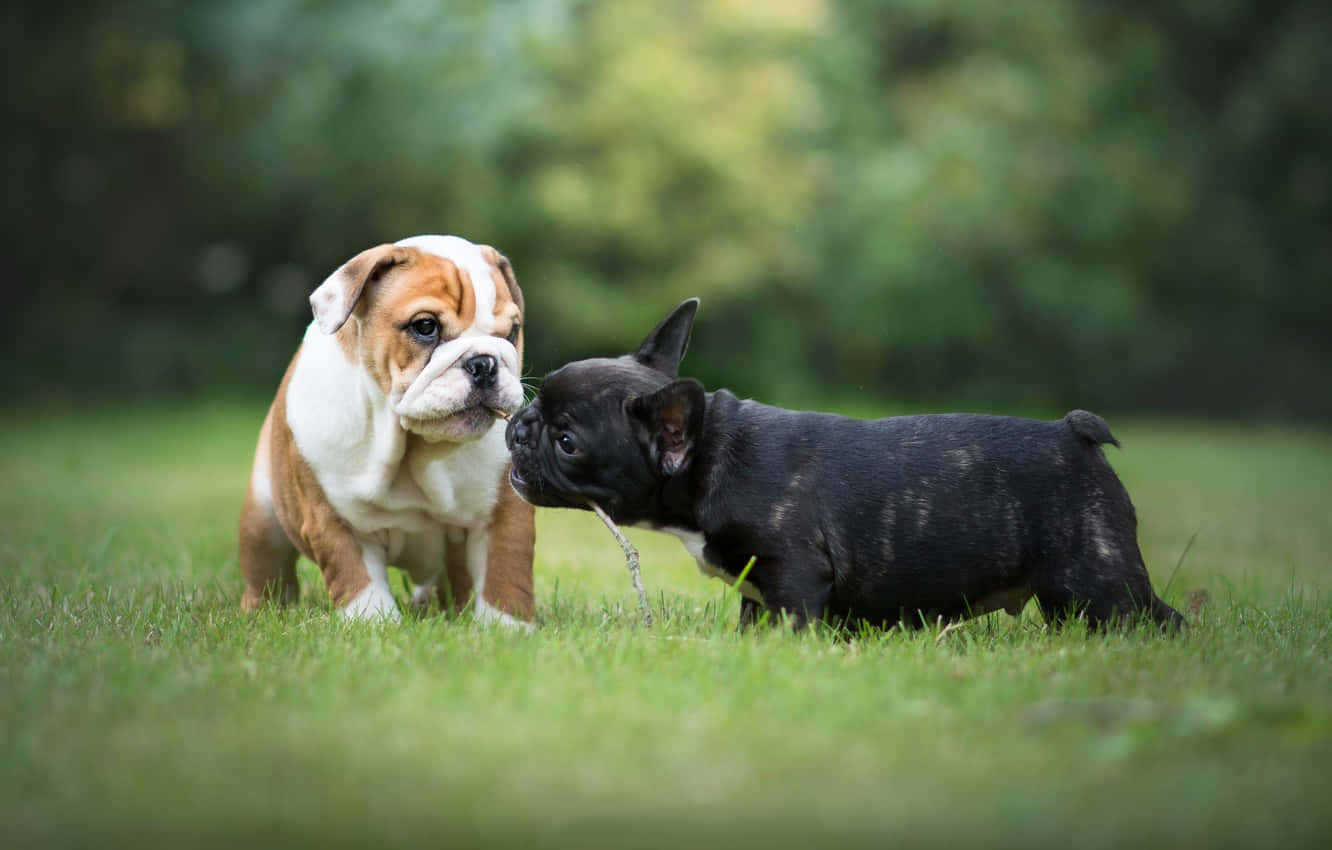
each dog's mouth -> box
[401,404,505,442]
[396,372,522,434]
[508,464,583,509]
[451,405,500,424]
[507,465,544,505]
[508,465,528,490]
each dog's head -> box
[309,235,525,442]
[505,299,706,522]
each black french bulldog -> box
[506,300,1184,632]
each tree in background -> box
[3,0,1328,417]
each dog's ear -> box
[628,378,706,477]
[481,245,525,359]
[309,244,410,334]
[632,298,699,376]
[486,248,524,317]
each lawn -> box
[2,401,1330,848]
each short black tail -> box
[1064,409,1119,448]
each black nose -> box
[463,354,498,388]
[507,408,532,448]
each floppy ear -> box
[309,244,410,334]
[632,298,699,377]
[487,248,524,317]
[628,378,706,477]
[482,246,526,359]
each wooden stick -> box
[489,408,512,421]
[934,620,965,645]
[587,500,653,626]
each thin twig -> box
[489,408,512,421]
[587,500,653,626]
[934,620,965,645]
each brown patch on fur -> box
[433,464,535,621]
[239,348,372,610]
[238,404,299,610]
[479,462,536,619]
[325,246,523,391]
[349,248,477,397]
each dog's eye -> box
[408,317,439,340]
[556,433,578,456]
[506,322,521,344]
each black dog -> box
[507,300,1184,632]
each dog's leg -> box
[462,529,532,630]
[239,413,299,611]
[482,466,536,622]
[1035,527,1183,632]
[238,486,299,611]
[462,464,536,627]
[397,533,446,614]
[289,492,397,621]
[460,512,534,632]
[333,540,399,621]
[439,528,472,615]
[763,557,833,631]
[269,476,398,621]
[1030,464,1189,631]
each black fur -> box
[507,300,1184,632]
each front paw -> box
[343,582,402,622]
[474,599,535,633]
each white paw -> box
[343,582,402,622]
[474,599,534,632]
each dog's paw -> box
[474,599,535,632]
[343,583,402,622]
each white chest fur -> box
[641,524,765,604]
[286,327,507,545]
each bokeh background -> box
[4,0,1329,417]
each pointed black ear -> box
[628,378,706,477]
[632,298,700,376]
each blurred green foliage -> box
[3,0,1328,416]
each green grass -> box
[2,400,1331,848]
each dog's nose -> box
[507,413,529,448]
[463,354,498,388]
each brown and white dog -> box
[238,235,535,624]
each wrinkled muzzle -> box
[396,335,523,442]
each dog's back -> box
[698,395,1183,629]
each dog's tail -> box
[1064,410,1119,448]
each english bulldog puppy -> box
[239,235,534,624]
[506,300,1184,632]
